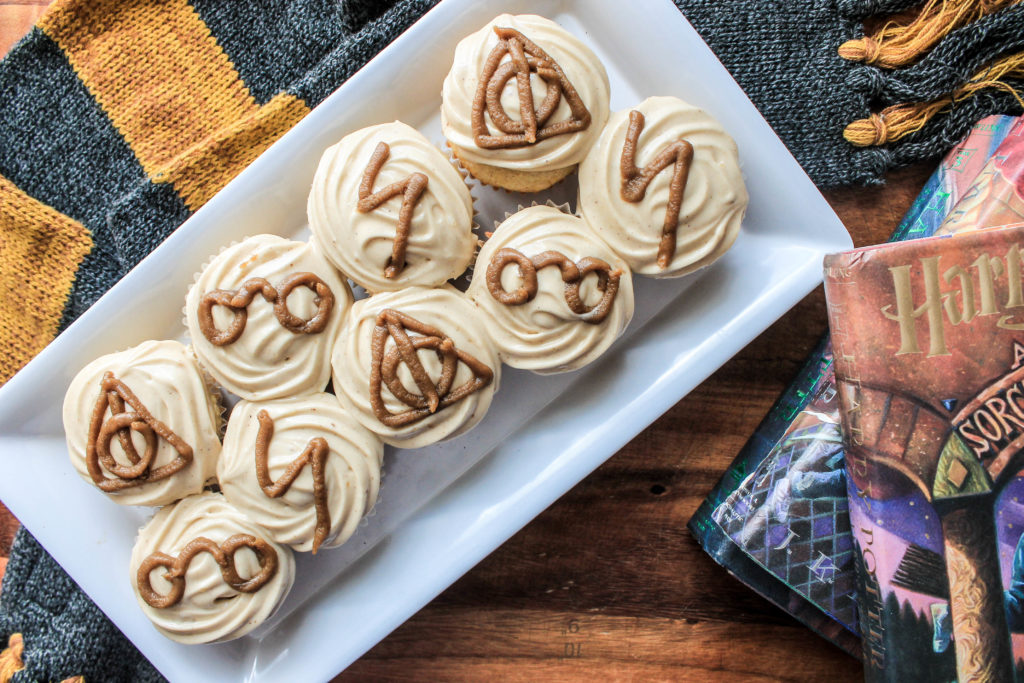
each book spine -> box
[824,253,886,674]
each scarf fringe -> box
[844,51,1024,146]
[839,0,1019,69]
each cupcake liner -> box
[493,199,575,231]
[358,459,384,528]
[446,140,580,195]
[183,343,230,438]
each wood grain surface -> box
[0,4,934,681]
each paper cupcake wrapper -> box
[183,342,229,438]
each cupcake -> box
[308,121,477,293]
[441,14,610,192]
[185,234,352,401]
[578,96,748,278]
[130,492,295,644]
[62,340,222,507]
[332,287,500,449]
[217,393,383,554]
[467,205,634,373]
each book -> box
[825,222,1024,681]
[687,115,1018,657]
[940,116,1024,236]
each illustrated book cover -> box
[826,222,1024,681]
[687,115,1017,657]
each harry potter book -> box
[825,223,1024,680]
[687,115,1017,658]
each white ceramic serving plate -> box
[0,0,852,680]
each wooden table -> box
[0,3,934,680]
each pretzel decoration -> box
[254,409,332,554]
[86,371,194,492]
[198,272,334,346]
[485,248,621,325]
[137,534,278,609]
[357,141,429,279]
[471,26,591,149]
[620,110,694,269]
[370,309,493,427]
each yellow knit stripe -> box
[0,175,93,385]
[39,0,257,175]
[0,633,25,682]
[38,0,310,212]
[157,92,309,211]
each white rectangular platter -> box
[0,0,852,680]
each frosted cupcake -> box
[468,205,634,373]
[308,121,477,293]
[130,492,295,644]
[441,14,610,192]
[62,340,222,507]
[578,96,748,278]
[185,235,352,401]
[218,393,383,554]
[332,287,500,449]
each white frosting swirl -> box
[218,393,383,553]
[130,492,295,644]
[441,14,610,172]
[578,96,748,277]
[63,340,221,507]
[467,206,634,373]
[332,287,501,448]
[185,235,352,401]
[308,122,476,293]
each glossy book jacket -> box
[687,115,1017,657]
[826,223,1024,681]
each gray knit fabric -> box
[2,0,1024,680]
[674,0,1023,185]
[2,529,163,683]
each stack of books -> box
[689,114,1024,679]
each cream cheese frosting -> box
[308,121,476,293]
[63,340,222,507]
[578,96,748,278]
[441,14,610,173]
[185,234,352,401]
[130,492,295,644]
[467,205,634,373]
[217,393,383,553]
[332,286,500,448]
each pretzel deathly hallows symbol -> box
[86,371,194,492]
[471,26,592,149]
[620,110,694,269]
[198,272,335,346]
[485,248,621,325]
[137,534,278,609]
[357,141,429,280]
[370,309,493,427]
[254,409,332,554]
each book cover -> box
[687,115,1017,657]
[940,117,1024,236]
[826,223,1024,681]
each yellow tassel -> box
[844,51,1024,146]
[839,0,1021,69]
[0,634,25,683]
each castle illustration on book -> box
[826,223,1024,681]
